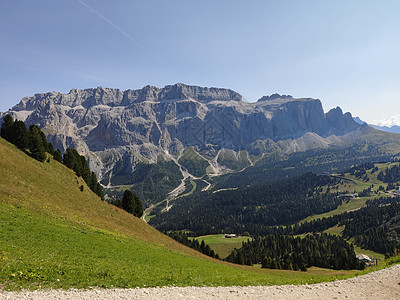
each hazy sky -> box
[0,0,399,123]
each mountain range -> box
[354,116,400,134]
[1,83,399,206]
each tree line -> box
[225,234,364,271]
[165,231,220,259]
[1,114,53,162]
[1,114,103,199]
[61,148,104,199]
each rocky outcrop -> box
[257,93,293,102]
[2,84,361,185]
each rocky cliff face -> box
[2,83,361,199]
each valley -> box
[160,160,400,273]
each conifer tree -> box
[28,125,46,162]
[63,148,81,172]
[53,149,62,162]
[1,114,15,143]
[237,251,245,265]
[13,120,28,150]
[122,190,134,214]
[89,171,98,190]
[94,181,104,200]
[47,142,55,155]
[122,190,143,217]
[80,155,91,184]
[62,148,73,168]
[133,192,143,217]
[200,240,206,253]
[89,171,104,200]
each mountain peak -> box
[19,84,242,108]
[157,83,242,102]
[257,94,293,102]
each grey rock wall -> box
[2,83,360,183]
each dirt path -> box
[2,264,400,299]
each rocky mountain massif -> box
[1,83,397,206]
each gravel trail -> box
[1,264,399,300]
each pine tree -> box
[53,149,62,162]
[200,240,206,253]
[0,114,15,142]
[94,181,104,200]
[133,192,143,218]
[47,142,55,155]
[13,120,28,150]
[89,171,104,200]
[62,148,74,169]
[80,155,91,184]
[89,171,97,189]
[121,190,143,217]
[28,125,46,162]
[238,251,245,265]
[63,148,82,174]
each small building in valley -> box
[356,254,373,263]
[338,194,356,199]
[224,234,237,238]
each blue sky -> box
[0,0,399,123]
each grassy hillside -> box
[0,137,361,290]
[301,162,400,223]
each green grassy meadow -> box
[194,234,252,259]
[300,197,370,223]
[2,203,342,290]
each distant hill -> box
[369,124,400,134]
[354,116,400,134]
